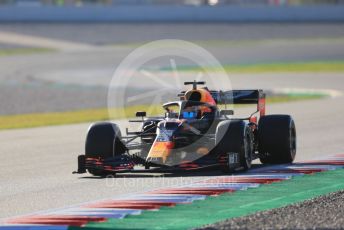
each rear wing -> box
[210,90,266,117]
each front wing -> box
[73,153,240,174]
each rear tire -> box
[85,122,126,176]
[258,115,297,164]
[215,120,253,172]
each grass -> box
[0,95,324,130]
[160,60,344,73]
[0,105,164,130]
[192,37,344,46]
[222,61,344,73]
[0,48,54,56]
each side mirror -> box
[136,111,146,117]
[220,110,234,116]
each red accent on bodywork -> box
[185,89,217,105]
[147,141,175,163]
[85,157,134,171]
[179,161,200,169]
[258,97,266,117]
[249,116,257,123]
[165,141,175,149]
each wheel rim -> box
[244,134,252,169]
[289,123,297,160]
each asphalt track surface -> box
[1,94,344,220]
[0,23,344,226]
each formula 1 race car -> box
[74,81,296,176]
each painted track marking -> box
[1,154,344,229]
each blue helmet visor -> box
[183,111,196,119]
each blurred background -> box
[0,0,343,128]
[1,0,344,6]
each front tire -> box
[215,120,253,172]
[85,122,126,176]
[258,115,297,164]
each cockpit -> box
[163,101,216,120]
